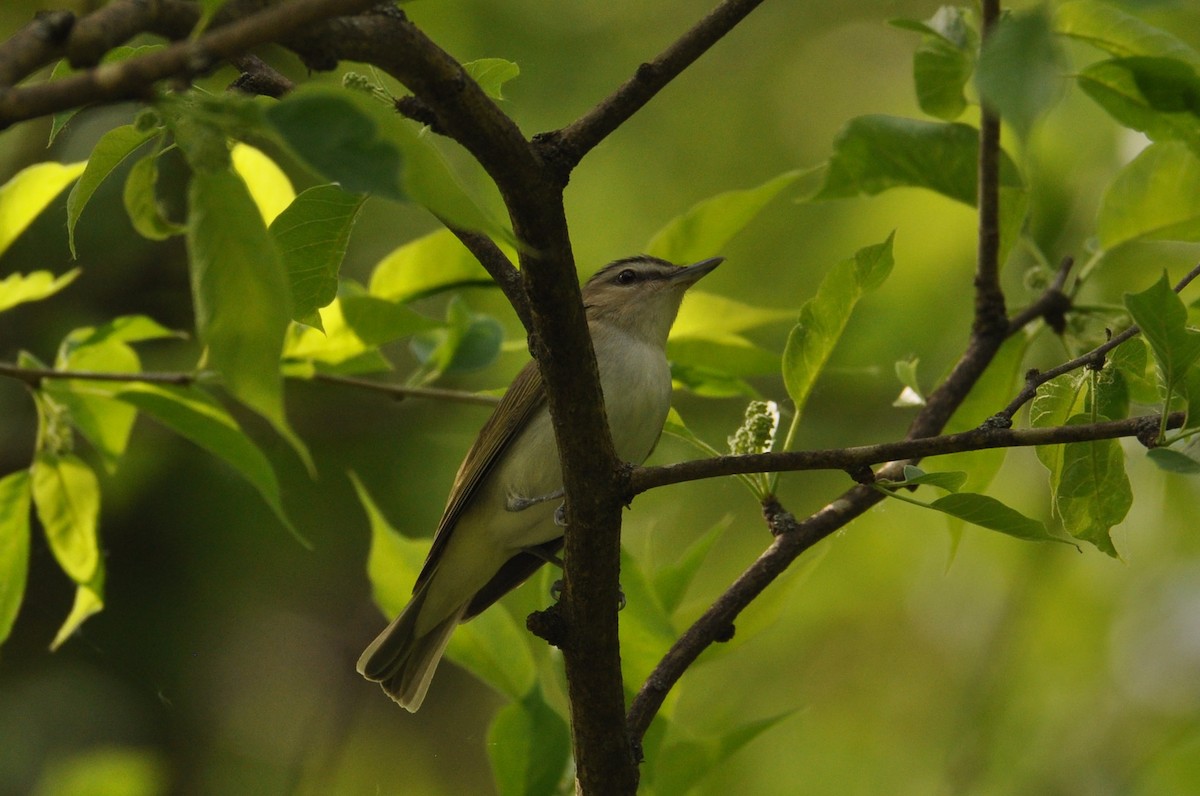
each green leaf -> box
[266,88,406,200]
[893,356,925,407]
[50,567,104,651]
[66,124,158,256]
[812,116,1026,262]
[879,465,968,493]
[619,547,679,687]
[113,384,301,541]
[667,337,779,378]
[1125,271,1200,416]
[812,116,1023,206]
[1146,447,1200,473]
[45,340,139,475]
[935,334,1030,496]
[975,7,1066,139]
[1098,142,1200,249]
[0,270,80,314]
[669,362,758,398]
[1055,416,1131,557]
[924,492,1069,545]
[0,471,32,646]
[124,153,185,240]
[230,142,295,225]
[370,228,507,303]
[187,168,312,471]
[487,686,570,796]
[781,233,895,429]
[409,297,504,382]
[353,472,425,616]
[645,170,801,264]
[893,6,979,121]
[0,161,86,258]
[270,185,366,327]
[30,452,101,584]
[446,604,537,703]
[464,58,521,100]
[351,472,536,701]
[283,293,439,367]
[1078,57,1200,157]
[1110,336,1157,404]
[1030,372,1085,477]
[1055,1,1200,66]
[670,290,795,341]
[653,518,731,615]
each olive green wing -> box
[413,359,547,591]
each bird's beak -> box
[671,256,723,285]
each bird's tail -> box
[357,583,466,712]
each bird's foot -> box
[505,488,565,513]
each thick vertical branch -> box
[974,0,1006,338]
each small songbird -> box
[357,254,722,710]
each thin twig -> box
[997,260,1200,421]
[973,0,1006,337]
[631,413,1181,495]
[311,373,500,406]
[0,362,500,406]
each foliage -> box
[3,1,1200,794]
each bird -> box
[357,254,722,710]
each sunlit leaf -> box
[878,465,968,493]
[49,568,104,651]
[113,384,301,541]
[66,124,159,256]
[0,270,80,314]
[0,471,32,646]
[782,233,894,429]
[187,167,312,471]
[1030,372,1085,478]
[1098,142,1200,249]
[231,142,295,224]
[0,161,85,258]
[283,293,439,367]
[487,686,570,796]
[670,362,758,398]
[465,58,521,100]
[31,746,169,796]
[370,228,506,303]
[645,170,801,264]
[410,296,504,382]
[671,290,795,341]
[30,452,101,585]
[270,184,366,326]
[124,153,185,240]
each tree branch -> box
[997,260,1200,421]
[536,0,766,181]
[632,413,1180,495]
[973,0,1006,338]
[0,0,381,128]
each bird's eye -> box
[615,269,638,285]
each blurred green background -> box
[3,0,1200,794]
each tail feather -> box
[357,585,466,712]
